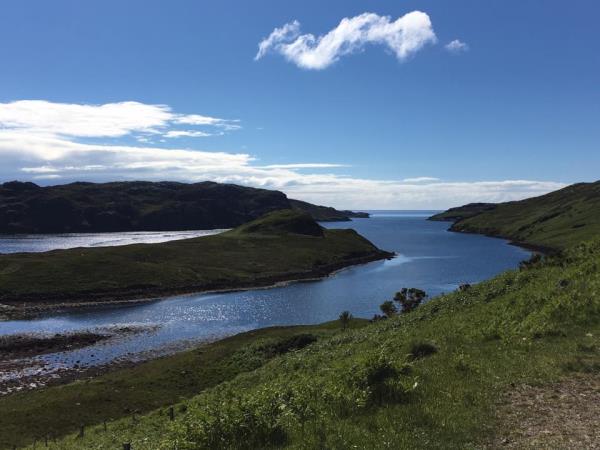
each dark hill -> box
[289,199,369,221]
[0,181,368,234]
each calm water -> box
[0,229,226,254]
[0,212,530,377]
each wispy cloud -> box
[402,177,440,183]
[259,163,348,169]
[0,100,240,140]
[0,99,564,209]
[255,11,437,70]
[164,130,216,138]
[445,39,469,54]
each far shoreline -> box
[0,251,393,321]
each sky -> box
[0,0,598,209]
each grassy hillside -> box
[0,210,389,310]
[29,238,599,449]
[0,320,370,449]
[0,181,367,234]
[430,181,600,250]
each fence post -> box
[123,443,131,450]
[104,420,107,431]
[78,425,85,438]
[169,406,175,421]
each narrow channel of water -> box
[0,212,530,383]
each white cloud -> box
[0,128,564,208]
[259,163,348,169]
[255,11,437,69]
[255,21,301,61]
[402,176,440,183]
[164,130,215,138]
[445,39,469,53]
[0,99,565,209]
[0,100,240,140]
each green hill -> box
[5,183,600,449]
[0,210,389,316]
[22,236,599,449]
[430,181,600,251]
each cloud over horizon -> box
[0,99,565,209]
[255,11,437,69]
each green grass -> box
[0,210,388,307]
[430,181,600,250]
[0,320,370,449]
[29,238,599,449]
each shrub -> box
[346,353,410,407]
[394,288,427,313]
[371,314,386,322]
[259,334,317,357]
[379,300,398,318]
[339,311,353,331]
[408,341,438,359]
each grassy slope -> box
[289,199,369,221]
[37,239,599,449]
[0,210,388,306]
[0,320,369,449]
[430,181,600,250]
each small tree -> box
[339,310,353,331]
[394,288,427,313]
[379,300,398,318]
[459,283,471,292]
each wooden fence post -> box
[169,406,175,421]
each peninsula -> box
[0,210,391,318]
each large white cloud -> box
[0,100,239,139]
[255,11,437,69]
[0,100,565,209]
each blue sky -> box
[0,0,598,208]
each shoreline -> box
[0,250,393,321]
[429,217,557,255]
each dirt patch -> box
[490,374,600,449]
[0,332,109,360]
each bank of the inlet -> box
[0,210,392,320]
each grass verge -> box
[22,238,599,449]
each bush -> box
[339,311,353,330]
[379,300,398,318]
[259,334,317,357]
[408,341,438,359]
[394,288,427,313]
[346,353,410,407]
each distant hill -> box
[0,181,369,234]
[430,181,600,250]
[289,199,369,222]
